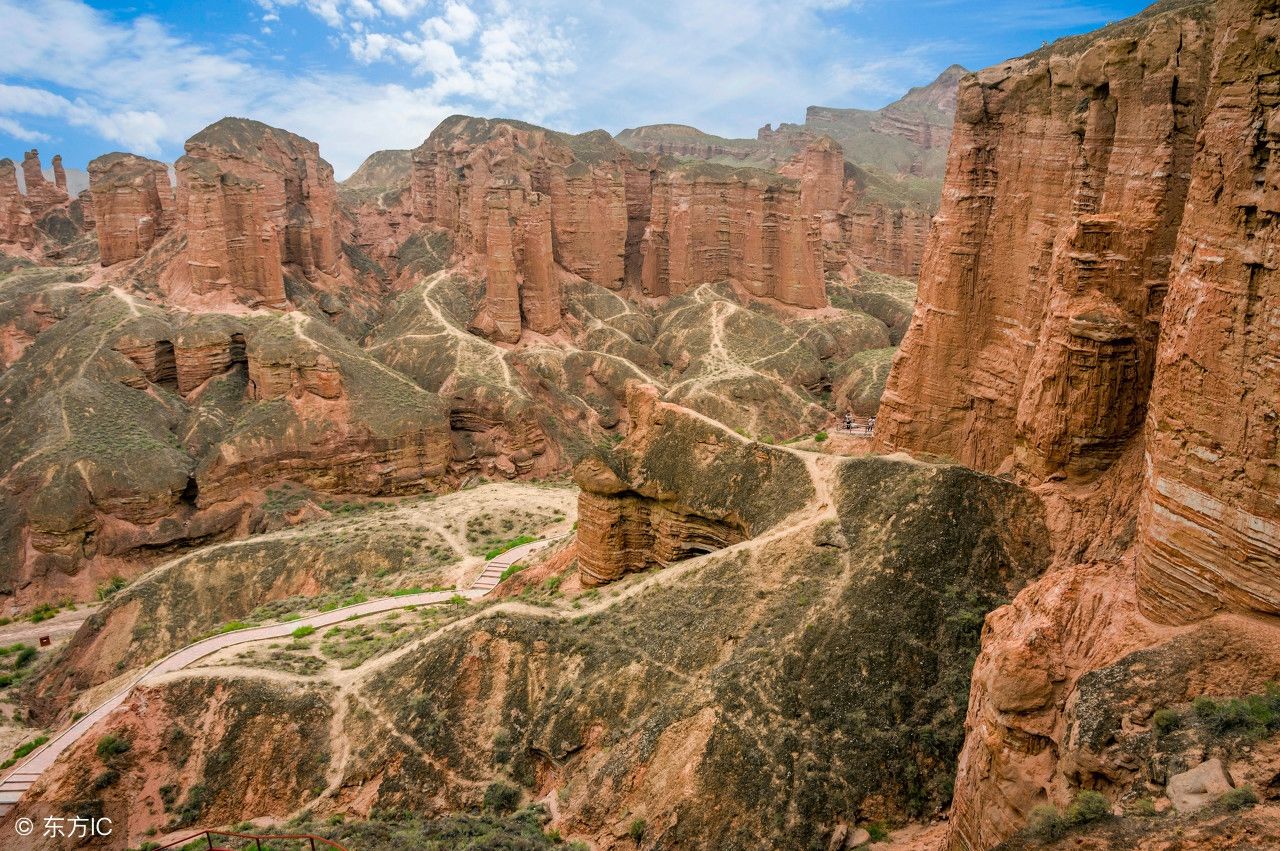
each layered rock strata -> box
[867,1,1280,846]
[170,118,341,308]
[0,159,35,249]
[88,152,174,265]
[1135,0,1280,624]
[875,3,1213,477]
[412,116,827,341]
[20,149,67,209]
[573,384,814,584]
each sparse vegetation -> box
[485,535,538,560]
[1219,786,1259,811]
[291,625,317,639]
[628,817,647,843]
[499,563,526,582]
[483,781,521,814]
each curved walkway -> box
[0,535,565,815]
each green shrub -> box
[628,817,647,843]
[28,603,57,623]
[13,645,37,668]
[291,625,316,639]
[217,620,251,634]
[96,734,131,761]
[448,593,469,608]
[865,822,889,842]
[500,563,526,582]
[1220,786,1259,811]
[1027,805,1068,842]
[96,576,128,601]
[1129,797,1157,817]
[1153,708,1180,736]
[11,736,48,760]
[814,431,828,443]
[483,781,520,814]
[1066,790,1110,825]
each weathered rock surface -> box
[876,2,1213,478]
[168,118,341,309]
[573,384,813,584]
[1136,0,1280,624]
[867,2,1280,847]
[0,159,35,250]
[412,116,828,341]
[88,152,174,265]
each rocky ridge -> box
[869,0,1280,846]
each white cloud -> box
[1,0,957,177]
[0,117,49,142]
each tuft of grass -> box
[814,431,828,443]
[1219,786,1259,811]
[291,625,317,639]
[485,535,538,560]
[500,563,526,582]
[628,817,647,843]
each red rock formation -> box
[88,152,174,266]
[1136,0,1280,625]
[170,118,341,309]
[841,202,931,279]
[468,185,559,343]
[639,165,825,308]
[875,4,1212,477]
[0,158,35,249]
[413,116,828,341]
[52,154,66,192]
[573,384,813,585]
[869,1,1280,846]
[20,149,68,209]
[77,189,95,230]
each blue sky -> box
[1,0,1152,178]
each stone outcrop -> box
[875,3,1213,477]
[638,164,825,307]
[0,159,35,249]
[20,149,67,209]
[88,152,174,265]
[874,0,1280,624]
[1136,0,1280,624]
[412,116,828,341]
[867,1,1280,846]
[170,118,341,309]
[573,384,814,584]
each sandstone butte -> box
[410,115,832,342]
[872,0,1280,846]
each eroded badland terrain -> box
[0,1,1279,848]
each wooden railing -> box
[152,829,349,851]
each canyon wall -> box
[88,153,174,266]
[169,118,341,309]
[0,150,80,255]
[869,1,1280,847]
[1136,0,1280,624]
[875,1,1213,478]
[411,116,827,342]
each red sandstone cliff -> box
[412,116,828,341]
[166,118,341,310]
[871,1,1280,846]
[88,153,174,266]
[0,159,35,250]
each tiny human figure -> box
[867,416,877,432]
[843,413,854,431]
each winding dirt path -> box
[0,536,566,815]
